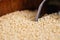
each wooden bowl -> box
[0,0,42,16]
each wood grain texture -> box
[0,0,42,16]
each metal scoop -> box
[35,0,46,21]
[35,0,60,21]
